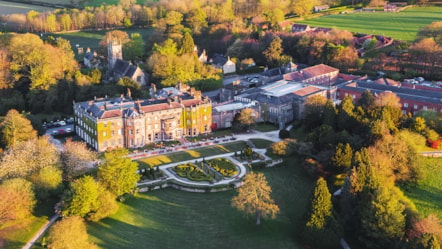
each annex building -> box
[74,85,212,151]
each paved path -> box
[22,214,59,249]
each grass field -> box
[405,157,442,219]
[0,0,55,15]
[137,141,247,168]
[87,160,314,249]
[47,28,154,60]
[297,7,442,41]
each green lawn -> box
[137,141,247,168]
[297,7,442,41]
[47,28,154,60]
[405,157,442,219]
[249,138,274,149]
[254,123,278,132]
[88,160,314,249]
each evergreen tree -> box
[331,143,353,172]
[302,177,341,249]
[180,32,195,55]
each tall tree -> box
[358,185,406,248]
[262,36,291,68]
[331,143,353,172]
[0,178,36,230]
[47,216,98,249]
[123,33,145,62]
[302,177,341,249]
[231,172,279,225]
[0,109,37,148]
[180,32,195,55]
[61,175,118,221]
[98,148,140,198]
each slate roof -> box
[111,59,139,78]
[340,81,442,105]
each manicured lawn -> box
[297,7,442,41]
[88,159,314,249]
[405,157,442,219]
[250,138,274,149]
[137,141,247,168]
[254,123,278,132]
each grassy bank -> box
[405,157,442,219]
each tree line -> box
[0,109,140,248]
[267,91,442,248]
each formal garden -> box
[172,162,214,182]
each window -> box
[403,103,408,108]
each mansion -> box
[74,85,212,152]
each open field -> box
[137,141,247,168]
[297,7,442,41]
[88,161,314,249]
[47,28,154,60]
[0,0,55,14]
[405,157,442,219]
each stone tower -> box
[108,40,122,70]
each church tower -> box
[108,40,122,70]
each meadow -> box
[48,28,154,60]
[405,157,442,219]
[87,160,314,249]
[297,7,442,41]
[0,0,55,15]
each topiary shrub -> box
[279,129,290,139]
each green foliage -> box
[0,178,36,230]
[62,175,118,221]
[207,158,238,177]
[278,129,290,139]
[306,177,333,229]
[28,165,63,199]
[358,185,406,248]
[331,143,353,172]
[48,216,98,249]
[98,148,140,198]
[262,36,291,68]
[0,109,37,148]
[172,163,213,182]
[123,33,145,61]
